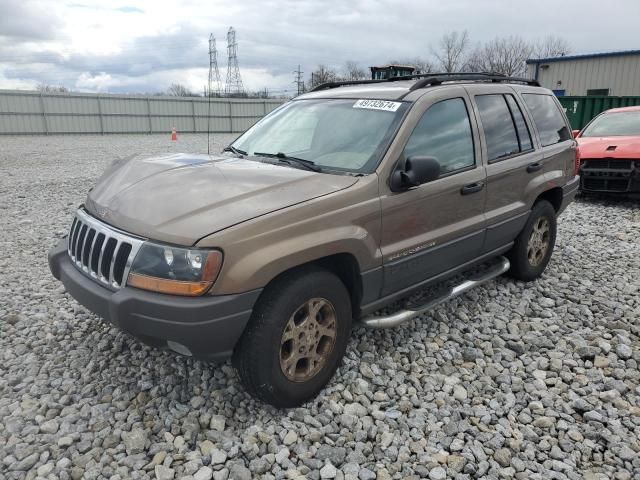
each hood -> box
[85,153,358,245]
[577,136,640,159]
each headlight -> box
[127,242,223,296]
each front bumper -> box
[48,238,261,361]
[559,175,580,214]
[580,160,640,193]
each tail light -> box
[574,147,581,175]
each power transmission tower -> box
[293,65,304,95]
[224,27,245,97]
[208,34,222,97]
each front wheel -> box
[506,200,557,281]
[232,267,352,408]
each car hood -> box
[85,153,358,245]
[577,136,640,159]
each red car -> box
[575,106,640,194]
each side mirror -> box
[572,129,580,138]
[390,156,441,191]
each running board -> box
[361,256,510,329]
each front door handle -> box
[460,181,485,195]
[526,162,543,173]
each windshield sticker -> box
[353,99,401,112]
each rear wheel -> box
[507,200,557,281]
[232,267,352,408]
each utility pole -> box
[224,27,245,97]
[208,34,222,97]
[293,65,304,95]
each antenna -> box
[293,65,304,96]
[207,34,222,155]
[224,27,245,96]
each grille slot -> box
[66,209,144,289]
[583,159,633,170]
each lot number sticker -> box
[353,99,401,112]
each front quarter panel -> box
[197,175,382,295]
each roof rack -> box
[308,72,539,92]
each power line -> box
[224,27,245,96]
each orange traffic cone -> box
[171,127,177,141]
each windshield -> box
[581,111,640,137]
[231,99,409,173]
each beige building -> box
[526,50,640,96]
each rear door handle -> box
[460,181,485,195]
[526,162,543,173]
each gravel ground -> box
[1,134,639,480]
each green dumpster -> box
[558,96,640,130]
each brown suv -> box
[49,73,579,407]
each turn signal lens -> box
[127,274,213,296]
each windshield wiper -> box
[223,145,247,156]
[253,152,322,172]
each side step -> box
[361,256,510,329]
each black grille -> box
[66,210,143,289]
[583,178,630,192]
[582,159,633,170]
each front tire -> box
[506,200,557,281]
[232,267,352,408]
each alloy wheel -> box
[279,298,337,382]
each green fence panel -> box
[558,96,640,130]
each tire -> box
[506,200,557,282]
[232,266,352,408]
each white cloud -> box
[1,0,639,94]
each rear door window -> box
[475,95,520,161]
[522,94,571,147]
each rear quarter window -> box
[522,94,571,147]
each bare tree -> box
[36,84,69,93]
[343,61,368,81]
[167,83,193,96]
[466,36,532,76]
[308,64,338,88]
[432,30,470,73]
[531,35,571,59]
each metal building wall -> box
[0,90,285,135]
[527,55,640,96]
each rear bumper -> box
[559,175,580,213]
[48,238,261,361]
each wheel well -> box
[536,187,562,212]
[266,254,363,318]
[314,254,362,316]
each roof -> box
[299,81,417,101]
[298,75,544,102]
[526,49,640,65]
[601,105,640,114]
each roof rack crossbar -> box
[308,72,539,93]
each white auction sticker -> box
[353,99,402,112]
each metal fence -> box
[0,89,286,135]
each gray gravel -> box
[1,134,639,480]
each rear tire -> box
[506,200,557,281]
[232,266,352,408]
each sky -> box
[1,0,639,95]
